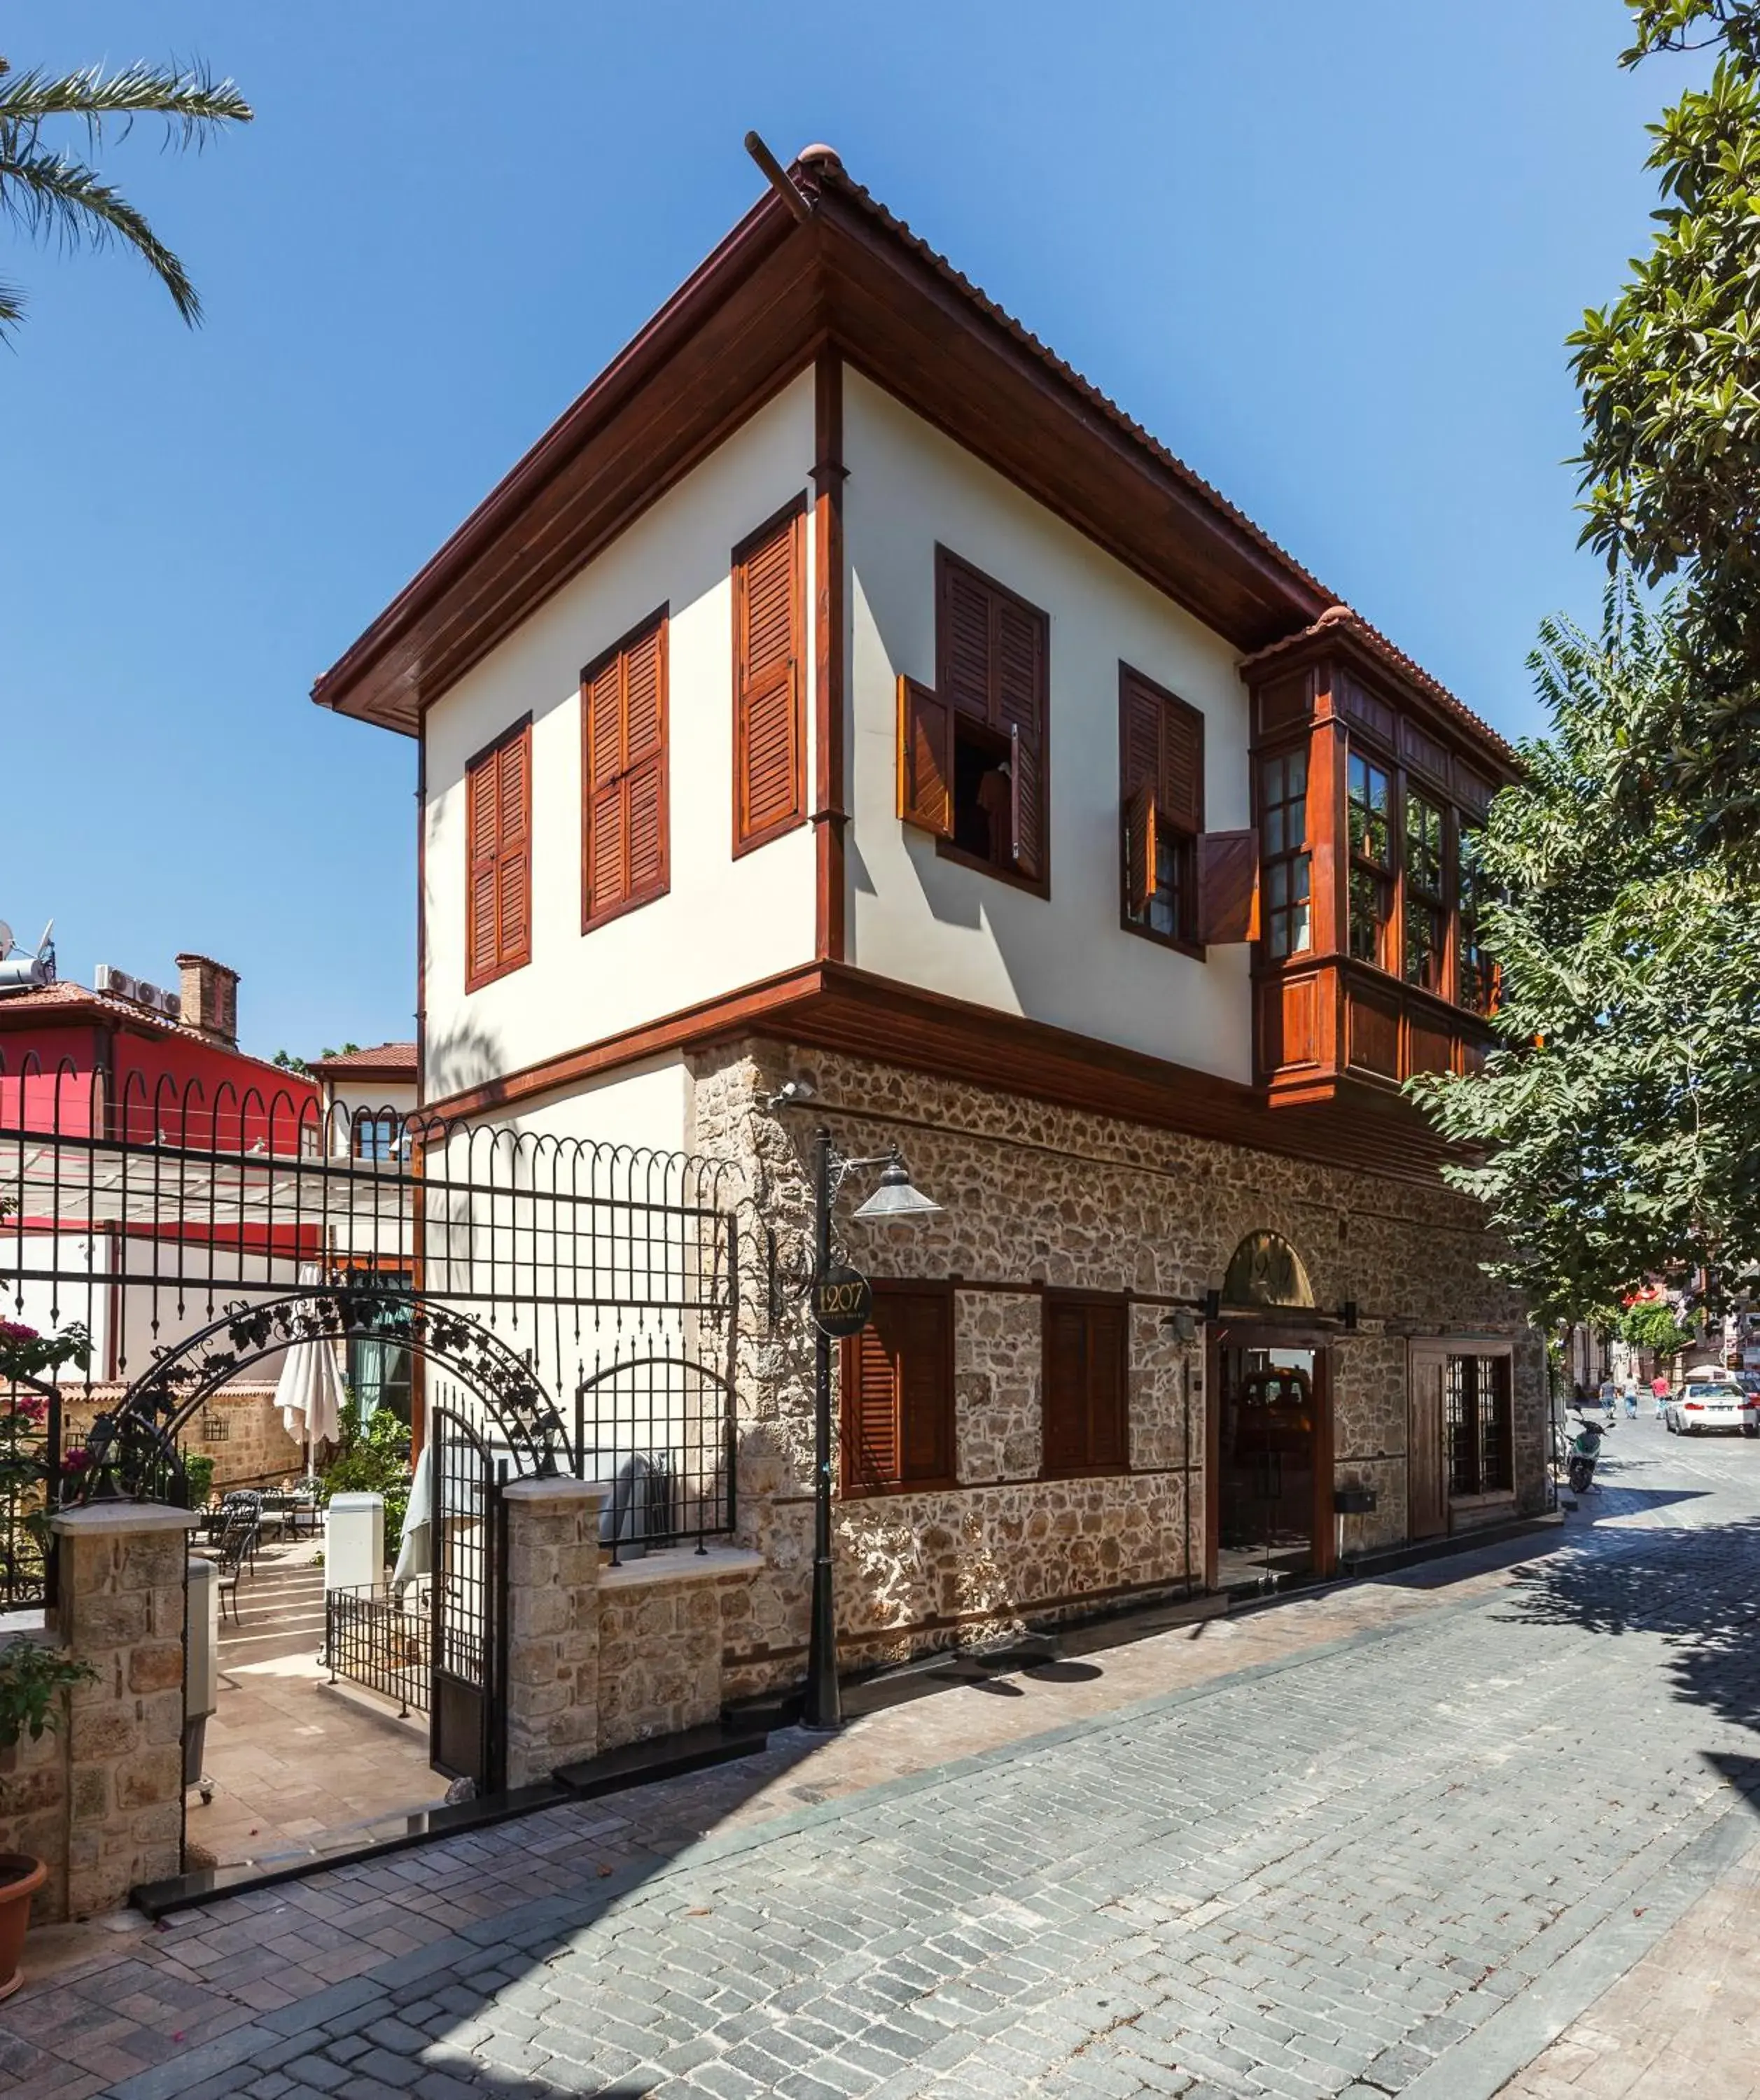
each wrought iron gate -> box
[429,1404,504,1793]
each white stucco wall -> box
[843,372,1255,1082]
[423,374,818,1104]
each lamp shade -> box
[852,1154,942,1222]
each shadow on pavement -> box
[1495,1513,1760,1738]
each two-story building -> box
[312,146,1542,1686]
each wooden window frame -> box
[1402,785,1447,995]
[932,545,1052,899]
[464,713,533,994]
[1346,747,1395,970]
[839,1280,958,1499]
[1455,823,1500,1016]
[1040,1289,1131,1480]
[1118,662,1205,959]
[1444,1348,1515,1499]
[580,605,670,935]
[731,495,808,858]
[1258,745,1312,962]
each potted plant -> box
[0,1637,96,1997]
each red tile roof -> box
[1236,605,1518,766]
[309,1042,417,1077]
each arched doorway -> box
[1208,1233,1335,1594]
[81,1287,570,1839]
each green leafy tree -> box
[1617,1297,1698,1356]
[1410,582,1760,1322]
[0,55,251,337]
[1570,1,1760,839]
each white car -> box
[1665,1368,1759,1437]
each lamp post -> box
[769,1085,940,1731]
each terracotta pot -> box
[0,1854,46,2002]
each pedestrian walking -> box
[1652,1372,1670,1420]
[1624,1382,1639,1418]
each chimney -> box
[175,953,239,1048]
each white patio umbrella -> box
[391,1440,433,1599]
[272,1267,347,1469]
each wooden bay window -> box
[1347,750,1393,968]
[1259,749,1311,960]
[1404,789,1446,994]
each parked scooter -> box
[1565,1411,1605,1495]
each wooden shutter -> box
[733,505,805,851]
[898,677,952,836]
[1043,1296,1130,1475]
[841,1286,954,1495]
[582,610,669,928]
[495,728,531,967]
[844,1323,900,1490]
[1010,724,1043,879]
[1119,668,1203,933]
[940,558,992,721]
[466,718,532,991]
[1125,780,1158,917]
[896,1292,954,1485]
[1042,1301,1090,1475]
[1198,829,1260,945]
[1085,1301,1129,1471]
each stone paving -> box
[4,1415,1757,2100]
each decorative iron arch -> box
[1220,1230,1315,1312]
[78,1287,570,1506]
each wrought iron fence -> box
[325,1581,431,1716]
[573,1352,736,1559]
[0,1054,746,1512]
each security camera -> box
[765,1078,818,1110]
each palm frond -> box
[0,142,198,322]
[0,276,22,340]
[0,61,252,153]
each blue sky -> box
[1,2,1686,1059]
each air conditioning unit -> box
[135,980,162,1009]
[95,964,139,1002]
[157,989,183,1021]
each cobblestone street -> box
[7,1416,1759,2100]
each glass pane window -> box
[1405,900,1445,992]
[1446,1353,1512,1496]
[1347,753,1391,867]
[1404,790,1446,992]
[1406,792,1444,897]
[1348,864,1390,965]
[1259,749,1311,960]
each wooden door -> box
[1408,1346,1447,1539]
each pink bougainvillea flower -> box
[0,1321,39,1344]
[60,1447,91,1474]
[13,1395,47,1423]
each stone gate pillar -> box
[48,1502,198,1919]
[501,1478,603,1788]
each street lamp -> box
[769,1085,941,1730]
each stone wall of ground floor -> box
[690,1037,1546,1690]
[63,1385,307,1494]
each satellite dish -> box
[0,924,12,961]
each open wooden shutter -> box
[1010,724,1043,879]
[896,1291,954,1485]
[734,508,804,850]
[897,677,952,836]
[1161,701,1202,834]
[1198,828,1260,945]
[1124,780,1157,918]
[495,728,531,969]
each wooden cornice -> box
[422,960,1463,1186]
